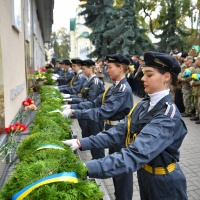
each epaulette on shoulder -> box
[119,84,126,91]
[164,102,176,119]
[78,74,83,78]
[94,78,99,85]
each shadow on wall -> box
[0,86,5,133]
[0,38,5,133]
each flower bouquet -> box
[0,123,27,162]
[22,97,37,110]
[0,86,104,200]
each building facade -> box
[70,4,93,59]
[0,0,54,131]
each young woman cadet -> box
[63,59,105,104]
[56,59,87,95]
[62,54,134,200]
[56,59,74,86]
[63,51,188,200]
[64,59,105,159]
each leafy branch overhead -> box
[77,0,199,56]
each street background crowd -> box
[49,50,200,125]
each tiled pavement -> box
[71,82,200,200]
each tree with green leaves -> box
[50,32,60,59]
[139,0,193,52]
[79,0,115,58]
[57,27,70,59]
[50,27,70,60]
[104,0,153,56]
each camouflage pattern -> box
[179,65,195,114]
[192,65,200,118]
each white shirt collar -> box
[77,69,82,74]
[148,89,170,111]
[88,75,96,82]
[115,81,120,86]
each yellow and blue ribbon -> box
[48,109,62,114]
[12,172,78,200]
[36,144,65,151]
[184,69,191,77]
[192,73,200,81]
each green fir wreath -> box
[0,86,104,200]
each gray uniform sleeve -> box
[58,72,74,85]
[85,113,187,179]
[71,94,103,110]
[74,90,131,122]
[80,118,127,150]
[59,75,87,94]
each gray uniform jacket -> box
[58,71,87,95]
[70,75,105,104]
[71,77,133,122]
[58,68,75,85]
[79,94,187,179]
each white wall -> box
[0,0,47,126]
[0,0,27,126]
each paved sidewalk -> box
[71,82,200,200]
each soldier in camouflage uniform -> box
[190,56,200,124]
[178,56,195,117]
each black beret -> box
[63,59,72,65]
[71,58,82,65]
[82,59,95,66]
[144,51,181,77]
[105,54,130,65]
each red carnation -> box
[17,123,27,132]
[27,98,34,105]
[4,127,11,134]
[22,100,29,106]
[10,125,17,132]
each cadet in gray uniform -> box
[57,59,74,86]
[63,59,105,159]
[62,54,134,200]
[64,60,105,104]
[63,52,188,200]
[57,59,87,95]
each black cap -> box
[181,52,188,58]
[71,58,82,65]
[63,59,72,65]
[144,51,181,77]
[59,61,64,65]
[105,54,130,65]
[82,59,95,66]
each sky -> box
[52,0,79,32]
